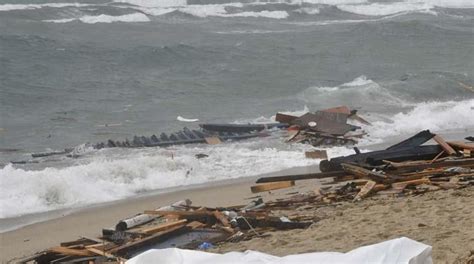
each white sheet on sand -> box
[126,237,432,264]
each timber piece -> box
[320,145,443,172]
[213,211,231,227]
[144,210,216,225]
[341,163,393,183]
[139,219,187,235]
[256,171,347,183]
[448,141,474,151]
[186,221,207,229]
[85,247,115,258]
[275,113,298,123]
[353,180,377,201]
[321,105,351,115]
[49,246,95,257]
[391,178,431,189]
[386,130,435,150]
[433,135,457,155]
[144,210,212,217]
[464,149,472,158]
[392,158,474,173]
[305,150,328,160]
[250,181,295,193]
[110,225,188,257]
[204,136,222,145]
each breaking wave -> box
[45,13,150,24]
[0,3,90,11]
[367,99,474,138]
[0,139,324,218]
[299,75,410,111]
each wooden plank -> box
[49,246,94,257]
[186,221,207,229]
[341,163,393,183]
[391,178,430,189]
[433,135,457,155]
[110,225,188,256]
[144,210,212,217]
[305,150,328,160]
[392,158,474,173]
[213,211,231,227]
[250,181,295,193]
[464,149,472,158]
[448,141,474,151]
[140,219,187,234]
[256,171,347,183]
[321,105,351,115]
[86,247,115,258]
[275,113,298,123]
[353,180,376,201]
[204,136,222,145]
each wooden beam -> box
[85,247,115,258]
[433,135,457,155]
[341,163,393,183]
[305,150,328,160]
[204,136,222,145]
[391,178,430,189]
[448,141,474,151]
[213,211,231,227]
[49,246,94,257]
[139,219,187,235]
[256,171,347,183]
[250,181,295,193]
[353,180,377,201]
[144,210,212,217]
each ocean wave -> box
[44,13,150,24]
[0,139,324,218]
[367,98,474,138]
[0,3,90,12]
[299,75,411,111]
[337,0,474,17]
[337,2,435,16]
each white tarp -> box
[126,237,432,264]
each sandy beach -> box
[2,164,473,263]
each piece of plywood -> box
[204,136,222,145]
[433,135,457,155]
[250,181,295,193]
[305,150,328,160]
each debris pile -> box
[16,131,473,264]
[254,130,474,201]
[25,105,368,160]
[19,199,312,263]
[275,106,369,147]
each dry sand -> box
[211,185,474,264]
[1,173,473,263]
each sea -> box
[0,0,473,226]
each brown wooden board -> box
[305,150,328,160]
[204,136,222,145]
[139,219,188,235]
[250,181,295,193]
[433,135,457,155]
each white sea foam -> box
[299,75,410,110]
[0,3,89,11]
[337,2,435,16]
[45,13,150,24]
[113,0,186,8]
[367,99,474,139]
[0,139,322,218]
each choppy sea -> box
[0,0,473,222]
